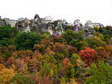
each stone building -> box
[15,14,65,35]
[4,18,17,27]
[73,19,83,31]
[84,20,104,29]
[0,17,17,27]
[84,20,104,36]
[16,18,31,32]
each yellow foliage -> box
[0,64,16,83]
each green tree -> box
[0,26,16,46]
[62,30,86,50]
[15,32,42,50]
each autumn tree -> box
[79,48,97,66]
[0,64,15,84]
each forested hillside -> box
[0,25,112,84]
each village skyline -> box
[0,14,111,26]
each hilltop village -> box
[0,14,104,35]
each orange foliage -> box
[12,50,33,58]
[63,58,70,65]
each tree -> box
[0,26,16,46]
[79,48,97,66]
[99,26,112,41]
[15,32,42,50]
[0,64,15,84]
[63,30,84,44]
[86,36,106,49]
[62,30,85,50]
[85,61,112,84]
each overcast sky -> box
[0,0,112,25]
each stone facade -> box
[16,18,31,32]
[4,18,17,27]
[15,14,65,35]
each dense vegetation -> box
[0,25,112,84]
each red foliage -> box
[79,48,97,66]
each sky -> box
[0,0,112,25]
